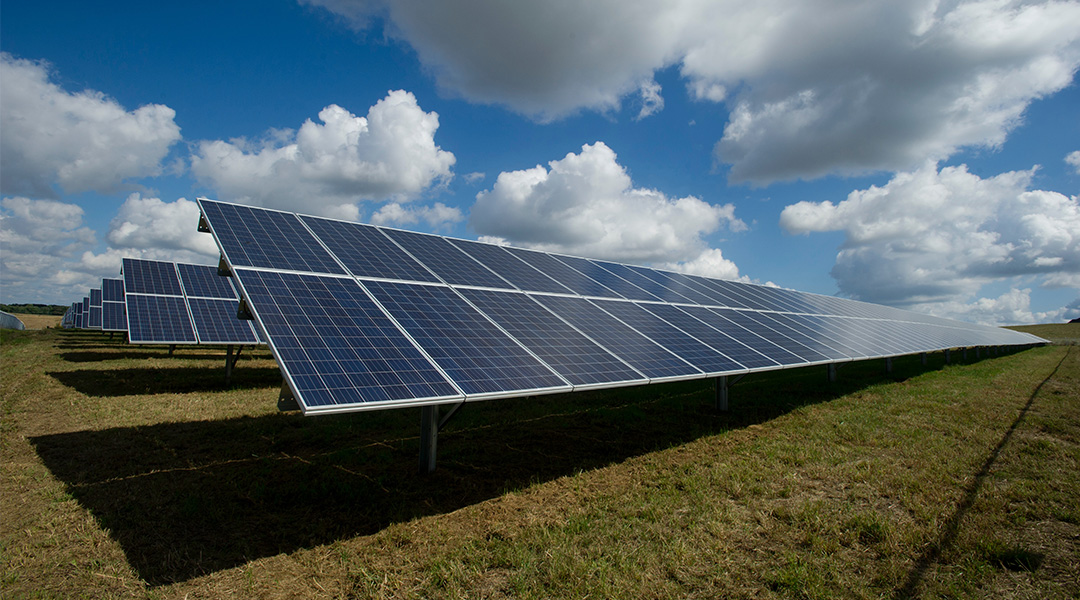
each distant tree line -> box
[0,304,68,316]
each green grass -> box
[2,326,1078,599]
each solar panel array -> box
[197,198,1046,416]
[122,258,262,345]
[101,278,127,332]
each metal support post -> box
[168,344,176,356]
[944,349,951,364]
[715,376,729,412]
[885,357,893,374]
[921,352,927,366]
[827,363,837,382]
[419,405,439,474]
[975,347,981,360]
[225,344,234,385]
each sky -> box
[1,0,1079,326]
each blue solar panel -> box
[186,297,260,344]
[176,263,238,299]
[592,300,745,375]
[362,281,570,396]
[638,303,780,370]
[748,312,853,361]
[592,261,697,303]
[531,295,701,380]
[714,309,831,364]
[126,295,197,344]
[622,266,720,305]
[502,246,622,298]
[458,288,646,387]
[198,199,346,275]
[88,305,102,329]
[687,307,808,366]
[102,302,128,331]
[102,278,125,302]
[449,238,574,294]
[233,269,461,410]
[90,288,102,307]
[552,255,662,301]
[123,258,183,295]
[380,228,513,289]
[300,216,441,283]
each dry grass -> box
[6,313,61,330]
[2,326,1077,599]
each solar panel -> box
[126,295,197,344]
[176,262,239,299]
[379,228,513,289]
[232,269,461,411]
[90,288,102,307]
[591,299,746,375]
[102,278,125,302]
[458,288,646,388]
[449,238,574,295]
[361,280,571,397]
[195,197,1048,423]
[530,294,702,381]
[199,199,346,275]
[102,301,128,332]
[299,215,441,283]
[123,258,184,296]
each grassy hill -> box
[2,326,1077,598]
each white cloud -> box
[190,90,455,216]
[779,162,1080,315]
[0,53,182,197]
[907,288,1075,326]
[1067,150,1080,174]
[106,194,219,257]
[369,201,464,230]
[470,141,745,266]
[307,0,1080,183]
[658,248,744,281]
[635,79,664,120]
[0,197,98,302]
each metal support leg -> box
[168,344,176,356]
[827,363,837,382]
[419,405,439,474]
[885,357,893,374]
[715,376,729,412]
[945,349,951,364]
[225,344,234,385]
[921,352,927,366]
[962,347,968,361]
[976,347,981,360]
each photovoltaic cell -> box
[187,297,261,344]
[553,255,662,301]
[531,294,701,380]
[199,199,346,275]
[90,288,102,307]
[102,302,128,331]
[102,278,125,302]
[502,246,622,298]
[715,309,831,364]
[177,263,239,299]
[687,307,807,366]
[639,303,780,370]
[233,269,461,410]
[449,238,574,295]
[380,228,513,289]
[88,305,103,329]
[126,295,197,344]
[123,258,183,296]
[362,280,570,396]
[300,215,440,283]
[748,312,853,361]
[458,288,645,387]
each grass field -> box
[2,324,1078,599]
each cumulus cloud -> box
[190,90,455,216]
[307,0,1080,183]
[0,197,99,302]
[470,141,746,269]
[907,288,1077,326]
[779,162,1080,320]
[1067,150,1080,174]
[658,248,744,281]
[106,194,219,257]
[635,79,664,120]
[370,201,464,230]
[0,53,182,197]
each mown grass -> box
[1,326,1077,599]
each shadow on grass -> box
[30,354,978,586]
[48,366,283,396]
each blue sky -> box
[2,0,1078,325]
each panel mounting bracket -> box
[278,380,300,412]
[217,254,232,277]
